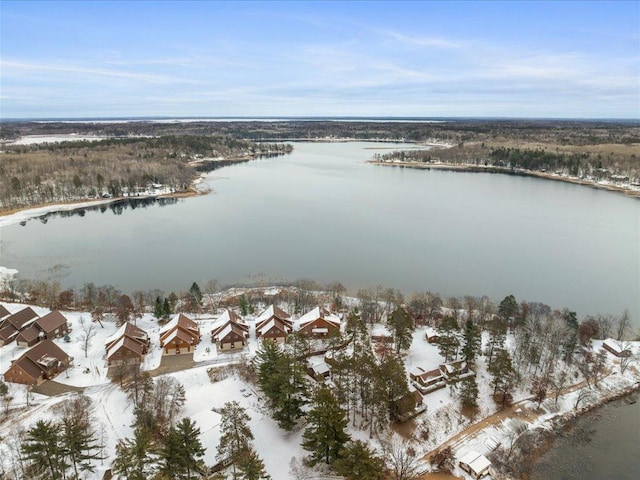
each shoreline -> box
[368,160,640,198]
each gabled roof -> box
[212,322,248,343]
[161,328,197,347]
[255,304,291,324]
[105,321,148,348]
[16,325,43,344]
[107,336,144,359]
[5,307,39,330]
[159,314,199,337]
[5,339,71,381]
[0,324,19,342]
[0,304,11,320]
[35,311,68,334]
[256,317,292,337]
[216,309,245,326]
[299,306,340,326]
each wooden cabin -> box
[409,366,446,394]
[16,310,70,348]
[307,361,331,382]
[211,310,249,351]
[3,340,73,385]
[0,307,39,347]
[439,360,475,383]
[459,451,492,479]
[105,322,150,365]
[160,314,200,355]
[298,307,341,337]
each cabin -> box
[3,340,73,385]
[0,307,39,346]
[602,338,632,358]
[160,314,200,355]
[307,361,331,382]
[255,305,292,343]
[459,451,492,479]
[298,306,341,337]
[425,327,440,344]
[439,360,475,383]
[105,322,150,365]
[211,310,249,351]
[409,366,446,394]
[16,310,70,348]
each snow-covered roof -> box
[309,362,331,376]
[603,338,625,354]
[255,304,290,324]
[217,309,245,326]
[459,450,491,475]
[161,328,196,347]
[105,322,128,346]
[299,306,340,326]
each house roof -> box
[216,309,245,326]
[410,366,442,379]
[35,311,68,334]
[5,339,70,381]
[603,338,627,354]
[107,336,144,359]
[308,361,331,376]
[212,322,248,342]
[16,325,43,344]
[5,307,39,330]
[255,304,291,324]
[0,324,19,342]
[159,314,199,336]
[256,318,292,337]
[0,304,11,320]
[105,321,148,347]
[299,306,340,326]
[161,328,197,347]
[460,451,491,475]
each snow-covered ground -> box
[3,134,112,146]
[1,300,639,480]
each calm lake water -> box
[1,142,638,320]
[532,396,640,480]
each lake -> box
[0,141,638,321]
[531,395,640,480]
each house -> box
[105,322,150,365]
[298,306,341,337]
[160,314,200,355]
[211,310,249,351]
[459,451,492,479]
[602,338,632,358]
[409,366,446,394]
[255,304,291,325]
[0,304,10,320]
[307,361,331,382]
[16,310,70,348]
[3,340,73,385]
[425,327,440,343]
[439,360,475,383]
[0,307,39,346]
[255,305,293,343]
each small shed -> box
[459,450,491,479]
[602,338,631,358]
[307,361,331,382]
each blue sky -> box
[1,1,638,118]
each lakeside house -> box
[211,309,249,351]
[458,450,492,479]
[0,307,39,347]
[159,314,200,355]
[16,310,70,348]
[105,321,150,366]
[255,305,292,343]
[3,340,73,385]
[409,366,446,394]
[298,306,341,337]
[602,338,631,358]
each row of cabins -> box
[0,306,71,348]
[410,360,475,395]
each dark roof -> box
[35,311,68,334]
[6,307,39,330]
[0,304,10,319]
[4,339,70,381]
[107,336,144,358]
[16,325,43,344]
[0,324,19,342]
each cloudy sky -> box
[1,1,638,119]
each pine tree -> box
[489,348,516,407]
[459,376,479,409]
[302,387,351,465]
[486,316,506,366]
[163,297,172,318]
[461,318,481,365]
[236,447,271,480]
[387,308,415,353]
[60,413,102,478]
[21,420,66,479]
[438,315,460,362]
[154,296,164,319]
[217,401,254,478]
[379,354,410,420]
[113,426,157,480]
[161,418,206,479]
[239,294,250,316]
[333,440,387,480]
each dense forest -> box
[0,135,291,211]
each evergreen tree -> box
[302,387,351,466]
[379,354,410,420]
[21,420,66,479]
[112,426,157,480]
[239,294,250,316]
[489,348,516,407]
[485,316,506,366]
[154,296,164,319]
[387,308,415,353]
[461,318,481,365]
[163,297,172,317]
[236,447,271,480]
[459,376,479,409]
[498,294,518,320]
[161,418,206,480]
[437,315,460,362]
[217,401,254,478]
[60,413,102,478]
[333,440,387,480]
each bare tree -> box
[573,388,594,410]
[616,310,632,341]
[620,348,636,374]
[77,316,97,358]
[382,439,421,480]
